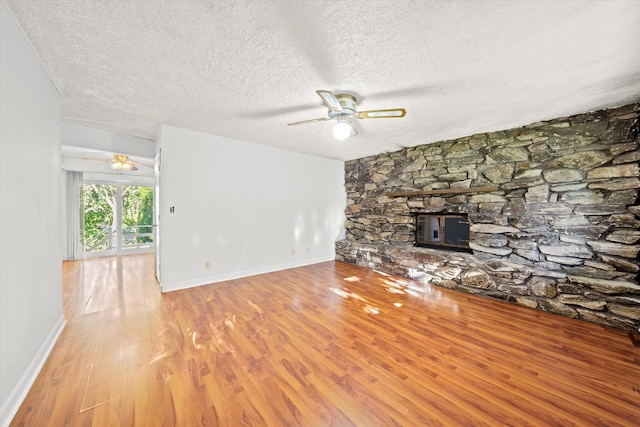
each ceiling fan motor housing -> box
[329,94,358,119]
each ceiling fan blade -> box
[357,108,406,119]
[287,117,330,126]
[316,90,342,111]
[82,157,110,161]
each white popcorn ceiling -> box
[5,0,640,161]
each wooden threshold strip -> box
[386,185,499,197]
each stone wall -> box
[335,103,640,331]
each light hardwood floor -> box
[10,253,640,426]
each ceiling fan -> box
[287,90,406,140]
[83,153,148,171]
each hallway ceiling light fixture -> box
[83,152,152,172]
[110,154,137,171]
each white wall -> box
[157,125,346,291]
[0,3,65,426]
[62,122,155,158]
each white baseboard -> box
[161,256,334,293]
[0,314,66,427]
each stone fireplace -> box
[335,103,640,331]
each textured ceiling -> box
[5,0,640,160]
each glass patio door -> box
[81,182,154,256]
[121,185,154,251]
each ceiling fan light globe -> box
[110,158,135,171]
[333,121,353,140]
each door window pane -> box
[81,183,116,254]
[121,185,154,249]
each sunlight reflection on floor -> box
[335,268,463,316]
[330,285,381,315]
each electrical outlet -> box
[204,261,211,270]
[291,249,295,256]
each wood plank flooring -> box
[10,253,640,426]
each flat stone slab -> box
[568,275,640,294]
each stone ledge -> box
[335,239,640,332]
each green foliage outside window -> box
[122,186,154,244]
[82,184,154,251]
